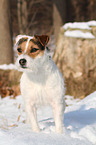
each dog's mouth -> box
[20,65,27,69]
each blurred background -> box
[10,0,96,38]
[0,0,96,98]
[0,0,96,63]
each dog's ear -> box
[34,35,49,46]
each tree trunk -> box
[53,0,66,41]
[66,0,96,22]
[0,0,13,64]
[53,22,96,98]
[17,0,28,34]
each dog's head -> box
[15,35,49,73]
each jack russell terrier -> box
[15,35,65,133]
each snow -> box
[64,22,91,30]
[0,92,96,145]
[64,30,95,39]
[63,21,96,39]
[0,64,17,70]
[87,20,96,26]
[63,20,96,30]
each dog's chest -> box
[20,72,53,105]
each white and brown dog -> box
[15,35,65,133]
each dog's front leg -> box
[25,103,40,132]
[52,102,64,133]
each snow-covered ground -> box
[0,91,96,145]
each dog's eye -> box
[17,48,22,53]
[30,48,39,53]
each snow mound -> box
[64,30,95,39]
[0,92,96,145]
[63,21,96,39]
[63,20,96,30]
[0,64,17,70]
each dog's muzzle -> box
[19,59,27,68]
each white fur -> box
[15,35,33,45]
[15,38,65,133]
[25,37,33,53]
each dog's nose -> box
[19,59,27,66]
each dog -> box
[15,34,65,133]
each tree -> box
[16,0,53,36]
[0,0,13,64]
[53,0,66,41]
[17,0,28,34]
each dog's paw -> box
[26,118,30,124]
[56,127,64,134]
[32,126,40,133]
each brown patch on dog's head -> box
[18,37,28,45]
[16,35,49,59]
[26,40,42,59]
[17,38,28,55]
[25,35,49,59]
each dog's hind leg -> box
[25,103,40,132]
